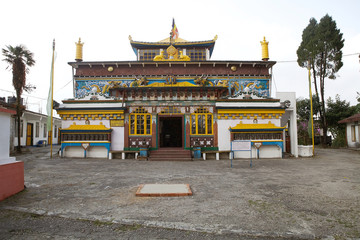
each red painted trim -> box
[0,107,16,115]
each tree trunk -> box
[16,90,22,153]
[320,51,328,146]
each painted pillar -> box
[152,114,157,149]
[124,117,129,148]
[214,120,218,148]
[185,115,190,148]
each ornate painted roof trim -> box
[62,122,111,131]
[229,121,285,132]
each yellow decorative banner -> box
[111,120,124,127]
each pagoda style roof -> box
[62,122,111,132]
[229,121,286,132]
[129,36,217,58]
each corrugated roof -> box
[338,113,360,124]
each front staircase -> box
[148,148,192,161]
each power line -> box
[276,52,360,64]
[0,88,47,100]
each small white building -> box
[12,109,61,148]
[1,97,62,149]
[338,113,360,149]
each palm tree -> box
[2,45,35,153]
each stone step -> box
[148,157,193,161]
[149,148,192,161]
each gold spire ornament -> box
[260,36,269,61]
[75,38,84,62]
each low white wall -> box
[87,146,108,158]
[63,146,84,158]
[298,145,313,157]
[233,146,282,159]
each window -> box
[35,122,39,137]
[43,123,47,137]
[351,125,356,142]
[191,107,213,135]
[187,49,206,61]
[54,125,57,138]
[139,49,160,61]
[20,120,23,137]
[129,107,152,135]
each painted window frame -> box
[129,109,152,136]
[35,122,40,138]
[43,123,47,137]
[191,112,213,135]
[351,125,356,142]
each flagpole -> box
[50,39,55,158]
[308,60,315,156]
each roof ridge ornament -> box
[153,45,190,61]
[75,38,84,62]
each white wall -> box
[346,124,360,148]
[217,118,283,158]
[111,127,124,151]
[276,92,298,157]
[87,146,108,158]
[63,146,84,158]
[0,112,15,161]
[13,114,61,147]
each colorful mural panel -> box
[74,78,269,99]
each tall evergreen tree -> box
[297,14,344,145]
[2,45,35,153]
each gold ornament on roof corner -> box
[260,36,269,61]
[75,37,84,62]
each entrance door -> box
[26,123,33,146]
[159,116,183,148]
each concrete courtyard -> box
[0,146,359,239]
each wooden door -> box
[26,123,33,146]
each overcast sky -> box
[1,0,359,114]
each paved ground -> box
[0,146,360,239]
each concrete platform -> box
[136,184,192,197]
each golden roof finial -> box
[213,35,218,41]
[75,38,84,62]
[260,36,269,61]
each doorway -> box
[159,116,183,148]
[26,123,33,146]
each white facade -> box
[13,110,61,147]
[276,92,298,157]
[216,98,290,159]
[345,123,360,148]
[58,96,125,158]
[0,111,16,162]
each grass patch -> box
[116,224,141,232]
[93,219,114,226]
